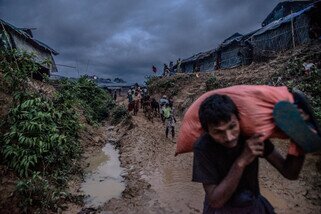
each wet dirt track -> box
[102,99,321,213]
[104,107,204,213]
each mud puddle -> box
[81,143,125,208]
[142,165,205,213]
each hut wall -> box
[11,33,56,72]
[252,14,311,59]
[220,45,242,69]
[200,55,215,72]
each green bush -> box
[147,77,180,98]
[16,172,69,212]
[2,93,81,177]
[0,50,88,212]
[272,57,321,122]
[0,48,127,212]
[111,105,130,125]
[144,75,160,86]
[57,76,115,123]
[0,49,50,92]
[205,76,221,91]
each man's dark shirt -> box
[192,133,275,214]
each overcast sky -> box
[1,0,281,83]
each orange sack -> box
[176,85,300,156]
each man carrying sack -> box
[176,85,321,213]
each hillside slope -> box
[148,42,321,118]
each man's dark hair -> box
[199,94,239,132]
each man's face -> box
[208,114,240,148]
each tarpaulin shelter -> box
[180,49,216,73]
[250,1,321,60]
[217,31,258,69]
[170,1,321,75]
[262,1,312,27]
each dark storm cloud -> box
[1,0,280,83]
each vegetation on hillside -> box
[0,49,129,212]
[271,53,321,122]
[146,74,193,98]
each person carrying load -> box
[176,85,321,213]
[163,103,176,142]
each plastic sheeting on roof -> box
[181,49,215,64]
[220,29,259,49]
[252,5,313,37]
[222,33,243,45]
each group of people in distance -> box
[127,85,147,116]
[127,87,176,141]
[159,58,182,77]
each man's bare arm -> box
[265,147,304,180]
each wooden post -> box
[290,1,296,48]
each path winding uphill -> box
[103,99,321,213]
[104,107,205,213]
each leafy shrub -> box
[111,105,130,125]
[145,75,161,86]
[0,50,86,211]
[0,49,50,92]
[16,172,69,212]
[2,94,81,177]
[205,76,220,91]
[147,77,180,98]
[272,56,321,122]
[57,76,115,123]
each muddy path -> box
[100,99,321,213]
[104,108,204,213]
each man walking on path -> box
[127,89,134,112]
[193,94,306,213]
[163,103,176,142]
[160,95,169,123]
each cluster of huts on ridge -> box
[172,0,321,74]
[1,1,320,84]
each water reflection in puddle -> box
[81,143,125,208]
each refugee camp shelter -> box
[197,49,216,72]
[250,1,321,60]
[0,19,58,79]
[170,1,320,74]
[218,32,255,69]
[180,49,216,73]
[262,1,312,27]
[180,53,202,73]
